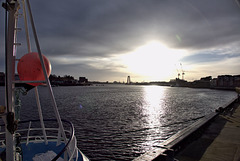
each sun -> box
[121,41,185,81]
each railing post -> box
[35,87,48,144]
[26,121,31,145]
[57,128,61,146]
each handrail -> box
[51,119,75,161]
[13,80,46,84]
[68,136,78,160]
[0,119,77,160]
[19,119,75,161]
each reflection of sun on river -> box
[140,86,167,149]
[143,86,166,127]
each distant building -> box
[79,77,88,84]
[200,76,212,81]
[49,75,64,85]
[216,75,240,88]
[210,78,217,87]
[189,75,240,89]
[234,75,240,87]
[190,76,212,88]
[172,78,188,87]
[126,76,131,84]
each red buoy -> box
[17,52,51,86]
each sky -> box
[1,0,240,82]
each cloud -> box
[52,61,127,82]
[37,1,238,50]
[1,0,240,81]
[28,0,240,52]
[186,55,240,80]
[181,47,240,64]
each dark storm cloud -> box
[28,0,240,56]
[1,0,240,80]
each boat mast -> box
[24,0,68,144]
[4,0,20,160]
[3,1,70,159]
[21,0,48,144]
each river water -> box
[0,85,237,160]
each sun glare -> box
[121,41,186,81]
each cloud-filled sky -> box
[1,0,240,82]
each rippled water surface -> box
[0,85,237,160]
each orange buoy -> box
[17,52,51,86]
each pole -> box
[25,0,67,144]
[22,0,48,144]
[5,1,20,160]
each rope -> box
[160,115,205,127]
[14,88,27,121]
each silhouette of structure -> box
[127,76,131,84]
[180,63,185,80]
[175,64,180,79]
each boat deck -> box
[0,141,85,161]
[21,141,65,161]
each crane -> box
[175,64,180,79]
[180,63,185,80]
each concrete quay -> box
[175,99,240,161]
[199,105,240,161]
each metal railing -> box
[0,119,80,161]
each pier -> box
[134,96,240,161]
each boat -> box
[1,0,89,160]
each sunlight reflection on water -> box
[0,85,237,160]
[140,86,167,150]
[143,86,166,127]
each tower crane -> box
[180,63,185,80]
[175,64,180,79]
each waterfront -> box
[0,85,237,160]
